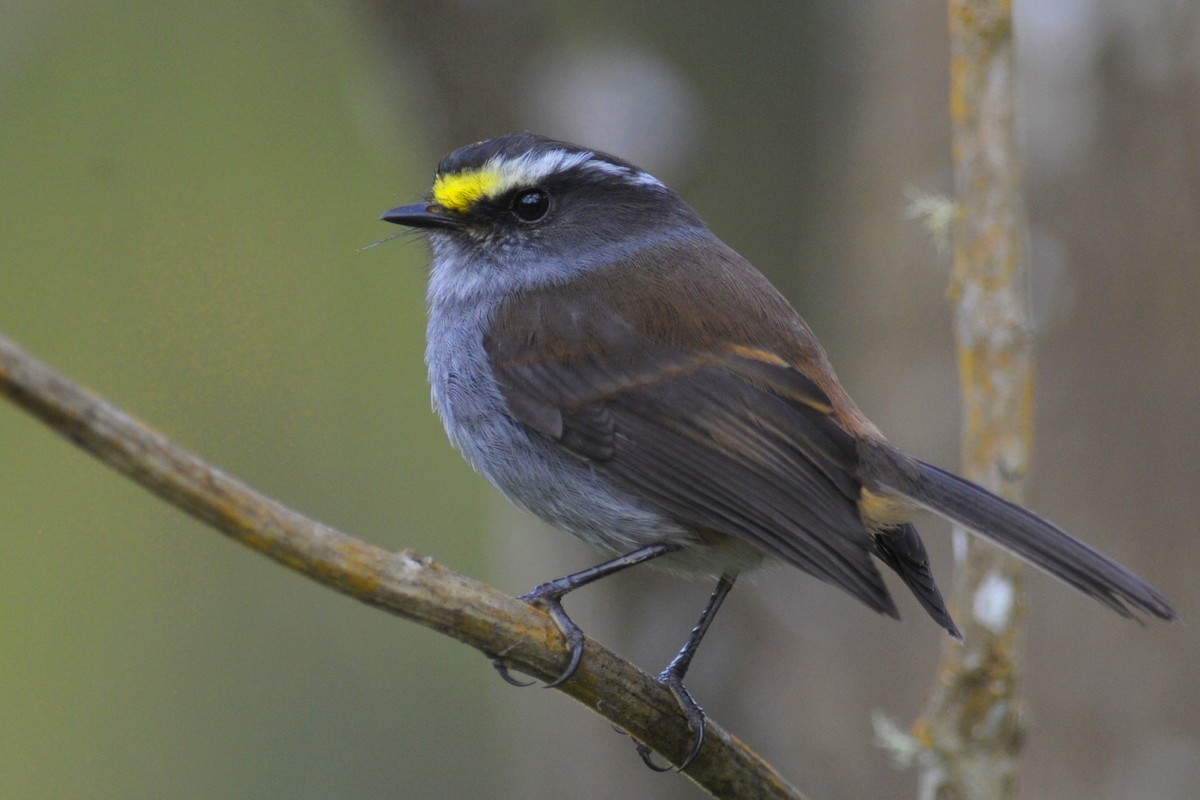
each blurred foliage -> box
[1,2,493,797]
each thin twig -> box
[0,332,806,800]
[913,2,1031,798]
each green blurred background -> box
[2,1,1196,798]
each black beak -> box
[379,203,462,230]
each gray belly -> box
[425,307,763,579]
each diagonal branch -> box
[0,331,806,800]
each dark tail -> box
[871,522,963,640]
[866,445,1177,622]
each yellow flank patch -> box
[432,169,503,214]
[859,487,916,530]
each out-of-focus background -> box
[2,1,1196,797]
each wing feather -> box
[491,339,899,617]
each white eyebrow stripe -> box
[484,149,593,188]
[477,147,667,192]
[579,158,666,188]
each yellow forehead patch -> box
[432,169,503,214]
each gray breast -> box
[421,247,763,579]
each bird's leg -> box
[636,573,737,773]
[493,542,679,688]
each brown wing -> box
[485,248,900,617]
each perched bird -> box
[381,133,1176,770]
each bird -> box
[380,132,1176,771]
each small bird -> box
[382,132,1176,770]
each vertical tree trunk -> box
[915,2,1032,797]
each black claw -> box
[625,669,708,773]
[660,668,706,772]
[636,741,675,772]
[491,656,536,687]
[616,724,679,771]
[542,649,583,688]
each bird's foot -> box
[491,580,586,689]
[633,666,706,772]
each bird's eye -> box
[511,188,550,222]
